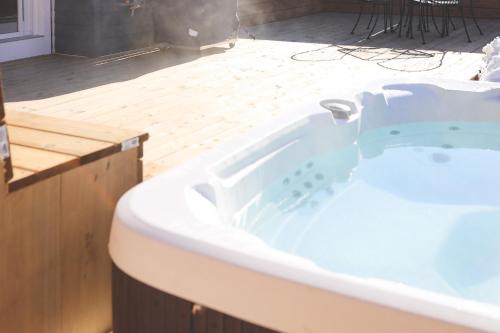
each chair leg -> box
[406,2,411,37]
[445,7,450,36]
[367,3,376,29]
[460,4,472,42]
[425,5,430,32]
[368,5,381,39]
[398,0,406,36]
[351,2,365,34]
[448,10,456,30]
[430,6,441,35]
[417,10,421,31]
[384,2,389,33]
[419,5,426,44]
[440,6,446,37]
[404,12,410,27]
[408,2,414,39]
[390,0,394,31]
[470,0,483,35]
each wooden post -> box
[0,72,12,183]
[0,159,6,199]
[0,70,5,120]
[0,72,6,273]
[0,120,13,183]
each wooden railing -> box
[238,0,500,26]
[238,0,323,25]
[322,0,500,19]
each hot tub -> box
[109,79,500,333]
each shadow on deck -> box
[1,47,228,102]
[247,12,499,53]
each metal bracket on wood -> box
[121,137,140,151]
[0,122,13,183]
[0,123,10,160]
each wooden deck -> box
[2,12,499,179]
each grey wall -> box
[53,0,333,58]
[55,0,94,56]
[94,1,154,56]
[55,0,154,57]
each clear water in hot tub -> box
[234,122,500,306]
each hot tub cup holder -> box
[319,99,358,120]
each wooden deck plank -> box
[6,110,148,144]
[8,125,115,159]
[8,144,77,191]
[10,167,35,182]
[10,144,77,172]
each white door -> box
[0,0,52,62]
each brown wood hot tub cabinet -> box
[112,264,280,333]
[0,102,148,333]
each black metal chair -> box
[435,0,483,40]
[401,0,441,43]
[351,0,396,39]
[400,0,483,44]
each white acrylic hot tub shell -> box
[109,79,500,333]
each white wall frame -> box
[0,0,52,62]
